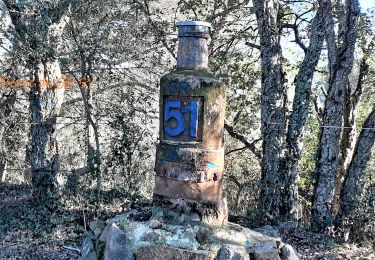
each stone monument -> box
[153,21,228,226]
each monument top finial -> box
[175,21,211,70]
[176,21,212,27]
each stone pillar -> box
[153,21,227,226]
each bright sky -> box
[359,0,375,10]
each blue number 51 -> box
[164,100,199,138]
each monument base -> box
[79,213,299,260]
[152,194,228,227]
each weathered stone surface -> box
[81,213,287,260]
[195,226,210,244]
[89,219,105,232]
[80,234,96,260]
[251,241,280,260]
[201,197,228,227]
[103,223,134,260]
[153,196,228,227]
[155,62,227,204]
[136,245,209,260]
[218,244,249,260]
[139,231,159,243]
[164,226,199,250]
[80,251,96,260]
[280,244,299,260]
[176,22,210,71]
[149,219,163,229]
[154,175,223,202]
[254,225,279,238]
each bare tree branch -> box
[282,23,307,52]
[224,120,262,160]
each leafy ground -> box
[1,182,374,259]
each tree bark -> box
[312,0,360,231]
[29,60,65,206]
[282,0,328,221]
[0,93,15,183]
[334,56,368,211]
[254,0,287,221]
[335,108,375,235]
[0,154,6,183]
[334,38,373,212]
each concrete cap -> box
[176,21,212,28]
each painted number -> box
[164,101,184,136]
[164,99,199,138]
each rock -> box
[254,225,279,238]
[164,226,199,250]
[276,240,285,249]
[213,227,248,246]
[140,231,160,242]
[89,219,105,232]
[196,226,210,244]
[80,234,96,260]
[201,198,228,227]
[4,234,11,242]
[251,241,280,260]
[136,245,209,260]
[179,213,185,224]
[80,213,292,260]
[80,251,97,260]
[218,244,249,260]
[93,227,102,238]
[149,219,163,229]
[103,223,134,260]
[279,221,297,230]
[99,224,110,242]
[280,244,299,260]
[191,213,201,222]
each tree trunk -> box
[0,92,16,183]
[253,0,287,221]
[335,108,375,236]
[4,1,69,208]
[334,56,368,212]
[282,0,327,221]
[0,156,6,183]
[29,60,65,207]
[312,0,360,231]
[83,86,102,206]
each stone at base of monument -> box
[153,194,228,227]
[79,212,300,260]
[137,245,210,260]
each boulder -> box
[89,219,105,232]
[103,223,134,260]
[80,214,294,260]
[251,241,281,260]
[149,219,163,229]
[80,251,97,260]
[254,225,280,238]
[218,244,249,260]
[140,231,160,242]
[136,245,209,260]
[80,234,96,260]
[164,226,199,250]
[195,226,210,244]
[280,244,299,260]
